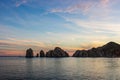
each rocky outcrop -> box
[36,53,39,57]
[26,48,34,58]
[73,42,120,57]
[40,50,45,57]
[46,47,69,57]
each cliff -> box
[73,42,120,57]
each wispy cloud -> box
[65,18,120,32]
[0,38,46,48]
[15,0,27,7]
[46,32,111,45]
[0,49,24,56]
[101,0,110,6]
[50,0,111,14]
[50,1,93,14]
[0,38,48,56]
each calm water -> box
[0,57,120,80]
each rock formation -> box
[26,48,34,58]
[46,47,69,57]
[36,53,39,57]
[40,50,45,57]
[73,42,120,57]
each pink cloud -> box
[51,1,93,14]
[101,0,109,6]
[50,0,111,14]
[15,0,27,7]
[0,49,24,56]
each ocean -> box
[0,57,120,80]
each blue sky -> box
[0,0,120,56]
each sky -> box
[0,0,120,56]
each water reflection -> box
[105,58,120,80]
[25,58,33,80]
[1,57,120,80]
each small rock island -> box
[26,48,34,58]
[46,47,69,57]
[40,50,45,57]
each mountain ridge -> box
[73,42,120,57]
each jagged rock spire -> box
[26,48,34,58]
[40,50,45,57]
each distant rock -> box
[36,53,39,57]
[26,48,34,58]
[72,42,120,57]
[40,50,45,57]
[46,47,69,57]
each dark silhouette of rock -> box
[36,53,39,57]
[26,48,34,58]
[46,47,69,57]
[40,50,45,57]
[73,42,120,57]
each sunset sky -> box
[0,0,120,56]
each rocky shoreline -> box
[26,42,120,58]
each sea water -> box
[0,57,120,80]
